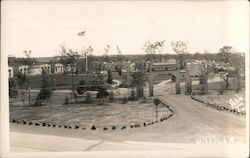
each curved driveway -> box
[11,81,246,144]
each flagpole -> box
[77,29,87,91]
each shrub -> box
[85,92,92,103]
[91,125,96,130]
[96,87,109,98]
[76,80,86,95]
[109,91,114,102]
[35,70,55,105]
[9,78,18,98]
[64,96,69,105]
[122,95,128,104]
[153,98,161,106]
[219,82,225,95]
[107,69,113,84]
[129,89,137,101]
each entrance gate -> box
[147,62,191,96]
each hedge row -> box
[191,95,246,116]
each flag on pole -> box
[77,30,86,36]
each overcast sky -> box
[1,1,249,57]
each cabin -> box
[54,63,64,73]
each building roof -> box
[152,62,177,66]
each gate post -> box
[175,82,181,94]
[175,75,181,94]
[149,80,154,96]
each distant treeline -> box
[8,52,245,69]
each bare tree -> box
[129,63,145,99]
[218,46,241,92]
[171,41,187,69]
[143,40,156,61]
[218,46,235,64]
[152,40,165,62]
[104,44,110,62]
[143,40,165,62]
[59,45,78,91]
[22,50,34,105]
[116,45,124,62]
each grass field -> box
[10,99,171,128]
[192,90,245,113]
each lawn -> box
[9,99,171,129]
[192,90,245,113]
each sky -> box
[1,1,249,57]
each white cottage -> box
[28,64,51,76]
[40,64,51,74]
[18,65,29,75]
[54,63,64,73]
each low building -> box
[30,65,43,76]
[64,64,77,74]
[54,63,64,73]
[122,61,136,72]
[186,62,202,77]
[40,64,51,74]
[28,64,51,76]
[8,67,14,78]
[104,62,116,72]
[104,61,136,72]
[18,65,29,75]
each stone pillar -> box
[175,74,181,94]
[175,82,181,94]
[149,80,154,97]
[175,60,181,94]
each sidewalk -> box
[10,132,247,157]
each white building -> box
[186,62,202,77]
[40,64,51,74]
[8,67,14,78]
[104,61,135,72]
[29,65,42,76]
[18,65,29,75]
[54,63,64,73]
[65,64,77,73]
[18,64,51,76]
[122,61,136,72]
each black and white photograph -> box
[0,0,249,157]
